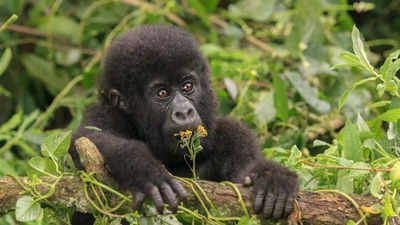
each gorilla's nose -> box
[171,104,198,126]
[170,93,201,127]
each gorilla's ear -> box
[109,89,128,111]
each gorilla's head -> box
[99,24,218,154]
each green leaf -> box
[284,0,322,52]
[15,196,43,222]
[356,113,370,132]
[341,121,363,162]
[0,14,18,32]
[0,48,12,77]
[390,161,400,182]
[229,0,277,22]
[82,68,99,89]
[383,192,396,217]
[41,131,72,160]
[351,25,375,74]
[370,173,383,198]
[368,100,391,109]
[337,170,353,193]
[377,83,385,97]
[0,85,11,97]
[338,77,377,110]
[237,215,260,225]
[287,146,302,168]
[20,110,40,131]
[20,54,68,95]
[188,0,209,26]
[253,91,276,126]
[313,139,331,147]
[55,49,81,66]
[346,220,357,225]
[38,16,81,44]
[28,156,56,175]
[380,49,400,82]
[224,77,238,100]
[374,108,400,122]
[336,52,365,70]
[341,52,361,64]
[338,88,353,110]
[200,43,222,56]
[333,52,368,71]
[0,159,17,175]
[139,205,183,225]
[286,71,330,113]
[202,0,219,13]
[0,110,22,133]
[383,80,399,96]
[273,73,289,122]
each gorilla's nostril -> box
[174,111,185,120]
[187,108,194,117]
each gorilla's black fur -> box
[70,24,298,224]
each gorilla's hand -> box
[130,165,187,214]
[244,168,298,219]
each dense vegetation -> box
[1,0,400,224]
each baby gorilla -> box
[70,24,298,223]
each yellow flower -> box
[197,125,207,137]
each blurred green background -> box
[1,0,400,224]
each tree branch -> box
[0,137,383,225]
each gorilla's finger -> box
[272,192,286,219]
[149,185,164,214]
[283,196,295,217]
[160,183,178,212]
[169,179,187,201]
[263,193,276,218]
[253,189,265,213]
[132,191,146,210]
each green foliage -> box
[1,0,400,224]
[12,131,72,224]
[15,196,43,222]
[340,121,363,162]
[229,0,277,22]
[272,73,289,122]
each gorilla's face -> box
[100,24,218,155]
[143,69,203,150]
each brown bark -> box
[0,137,383,225]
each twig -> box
[0,14,18,32]
[3,24,67,41]
[117,0,186,26]
[302,160,391,172]
[1,24,98,55]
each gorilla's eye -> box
[182,82,193,93]
[157,89,169,98]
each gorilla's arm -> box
[212,117,298,218]
[69,106,186,213]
